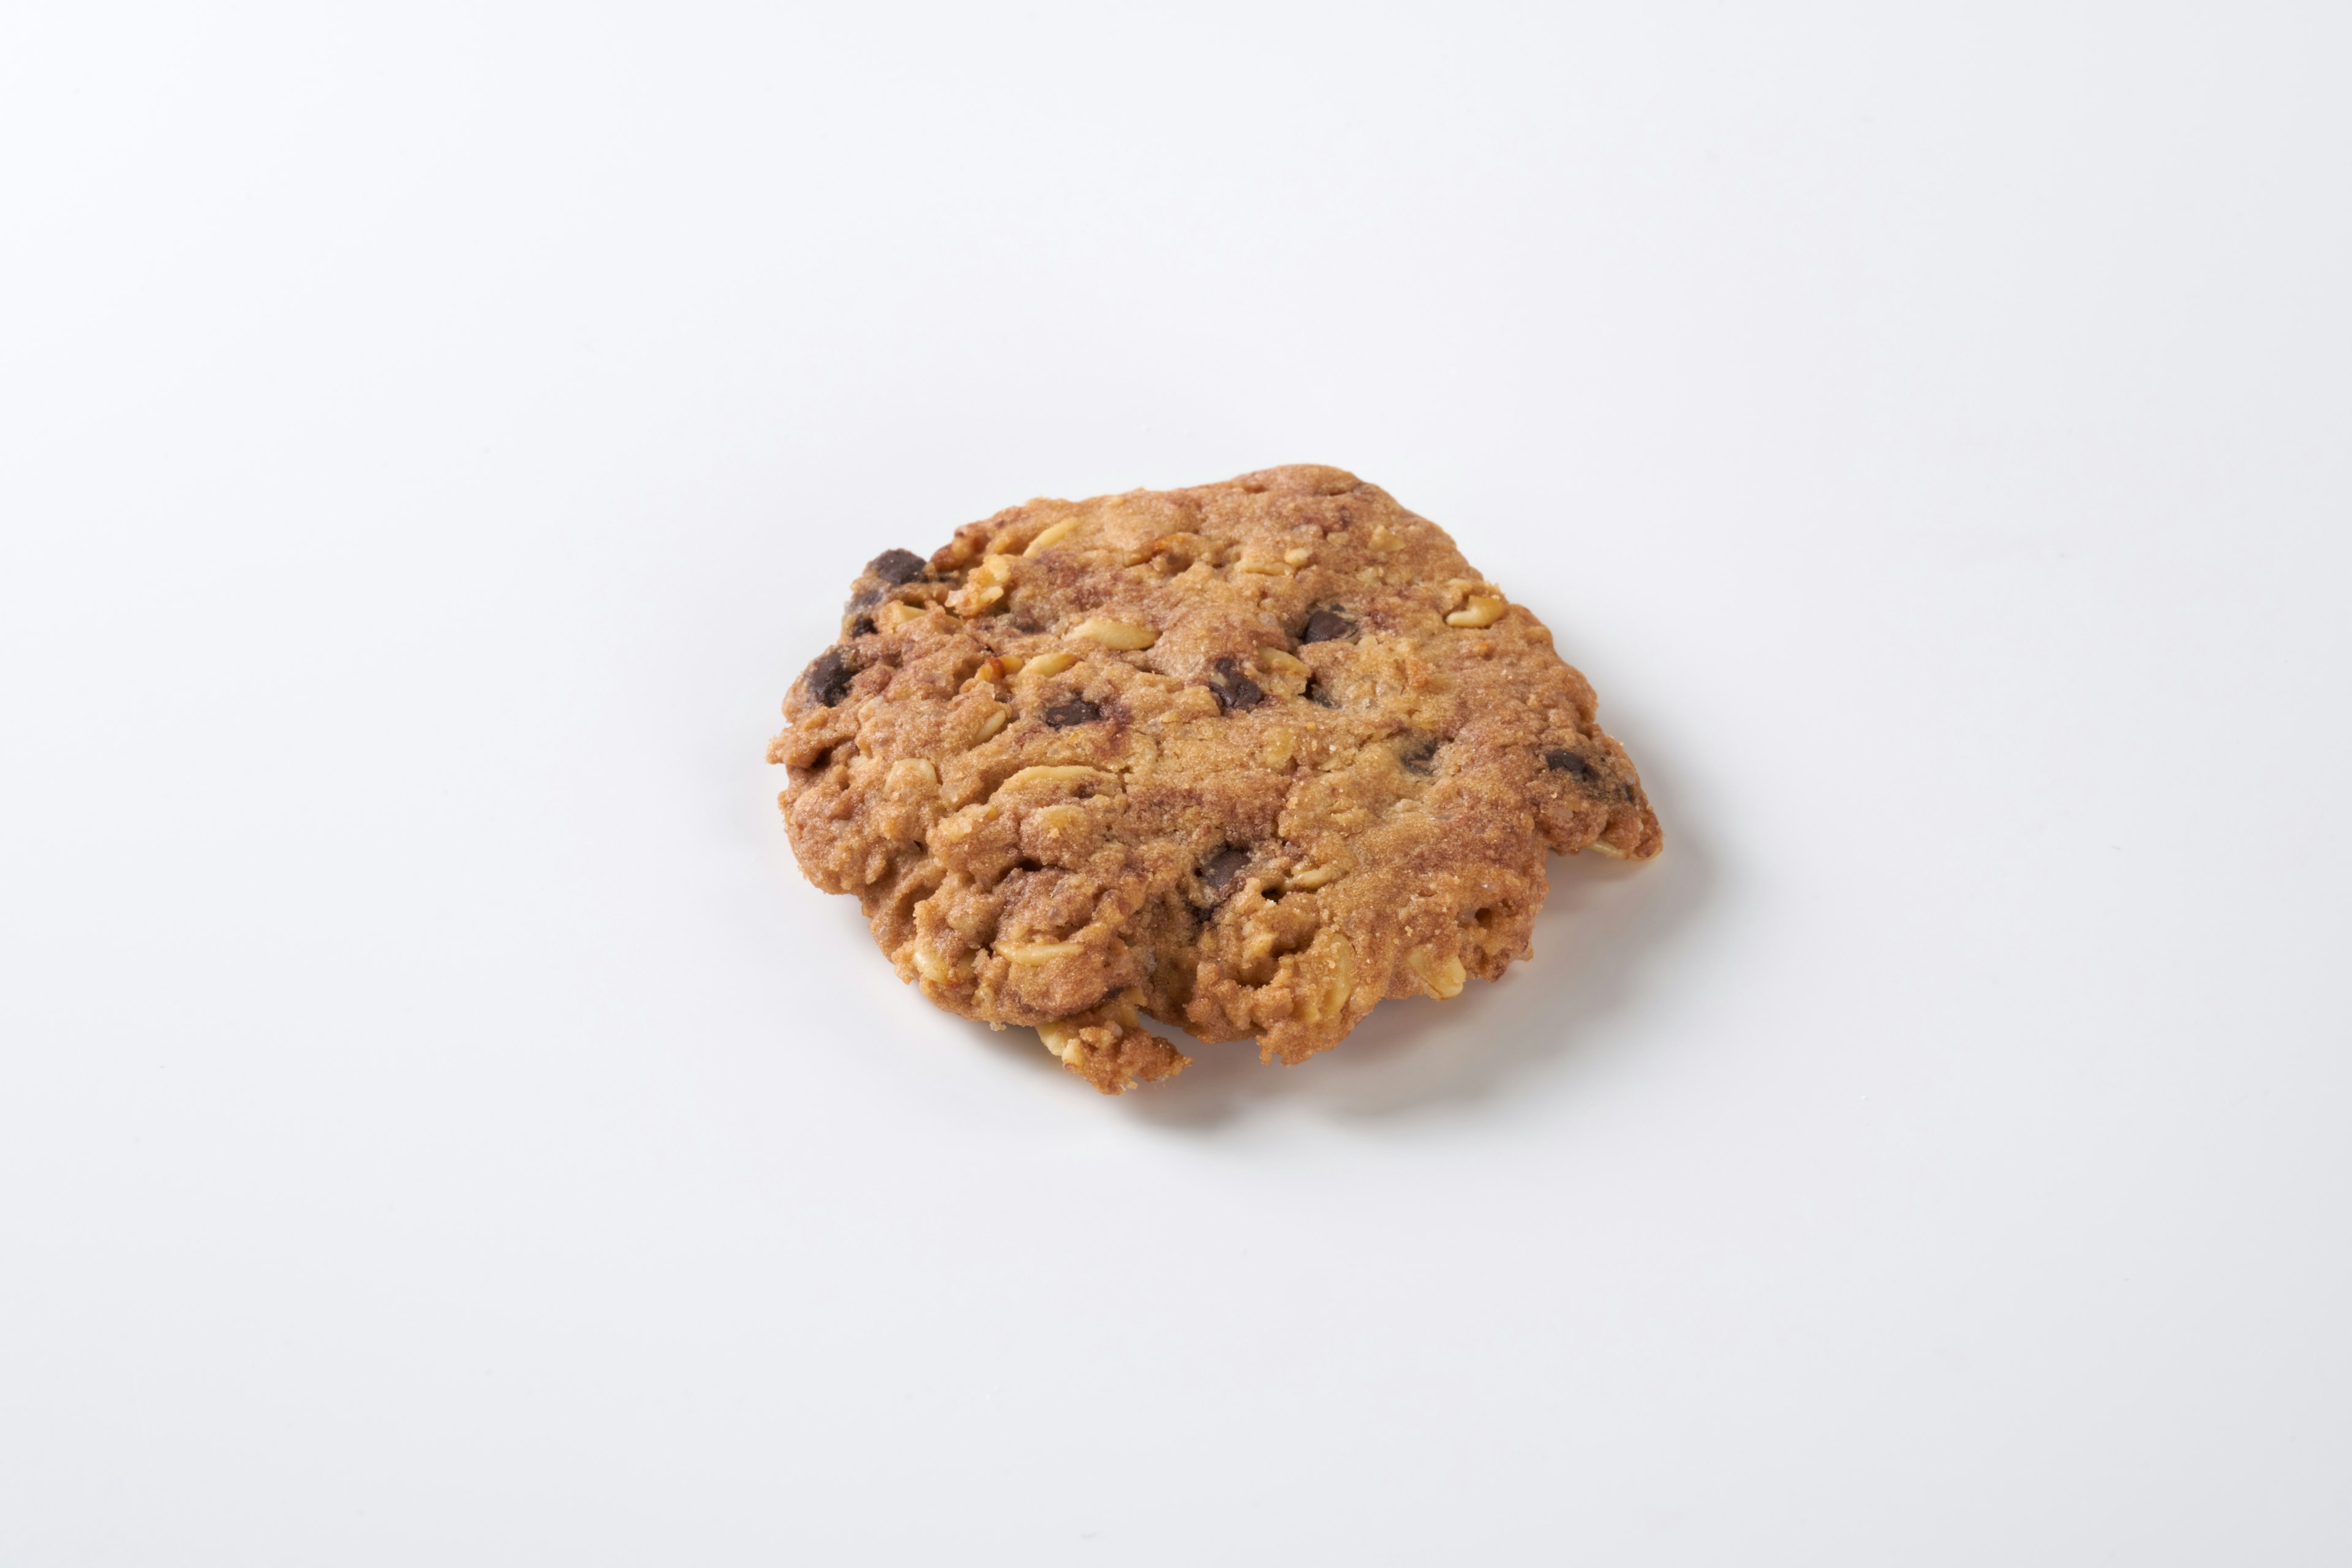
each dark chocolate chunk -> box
[1300,608,1355,644]
[1399,736,1442,777]
[1208,656,1264,713]
[847,615,876,638]
[804,646,857,707]
[1304,675,1338,709]
[869,549,925,585]
[1042,696,1101,729]
[1544,748,1595,781]
[1199,846,1251,903]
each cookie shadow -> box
[1117,799,1716,1128]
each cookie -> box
[769,466,1662,1093]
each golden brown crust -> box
[771,465,1661,1091]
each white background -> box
[4,3,2347,1562]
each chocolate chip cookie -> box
[769,466,1662,1093]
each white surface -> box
[4,3,2348,1562]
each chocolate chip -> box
[847,615,876,638]
[1300,608,1355,644]
[1208,657,1264,712]
[869,549,925,584]
[804,646,857,706]
[1399,736,1442,777]
[1304,675,1338,709]
[1544,748,1595,781]
[1042,696,1101,729]
[1199,846,1251,903]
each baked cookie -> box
[769,466,1661,1093]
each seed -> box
[973,708,1008,743]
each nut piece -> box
[1022,649,1078,679]
[1038,1009,1191,1095]
[877,601,927,630]
[1283,547,1313,567]
[1070,618,1158,650]
[1446,594,1506,628]
[886,758,939,793]
[1023,518,1080,556]
[971,707,1008,744]
[1407,945,1468,999]
[1303,935,1354,1023]
[1000,764,1112,789]
[998,940,1086,963]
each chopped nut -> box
[1369,525,1401,551]
[877,600,927,630]
[1260,647,1308,677]
[1037,1019,1084,1062]
[1023,518,1080,556]
[998,940,1086,963]
[972,707,1008,744]
[1261,728,1295,769]
[1446,594,1506,628]
[1283,547,1313,566]
[1407,945,1467,999]
[1022,649,1078,679]
[886,758,939,793]
[910,941,952,983]
[1317,937,1355,1021]
[1001,764,1111,788]
[1071,618,1157,650]
[1286,862,1339,890]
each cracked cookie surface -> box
[769,465,1662,1093]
